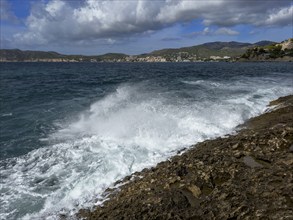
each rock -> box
[234,150,243,158]
[289,144,293,153]
[232,143,240,150]
[243,155,263,168]
[187,185,201,198]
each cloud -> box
[0,0,19,23]
[214,28,239,36]
[264,5,293,26]
[186,27,239,37]
[201,1,292,27]
[13,0,292,45]
[202,27,211,35]
[14,0,165,45]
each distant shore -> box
[1,58,292,63]
[1,39,292,63]
[77,95,293,219]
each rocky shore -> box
[78,95,293,220]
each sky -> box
[0,0,292,55]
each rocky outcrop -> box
[239,39,293,61]
[278,39,293,51]
[78,95,293,220]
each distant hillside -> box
[0,49,127,62]
[240,39,293,61]
[149,41,275,59]
[98,53,128,61]
[253,41,276,47]
[0,49,64,61]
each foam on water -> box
[1,77,292,219]
[181,80,222,87]
[1,113,13,117]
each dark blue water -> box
[0,62,292,219]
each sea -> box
[0,62,292,219]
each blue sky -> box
[1,0,292,55]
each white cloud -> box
[16,0,165,44]
[264,5,293,26]
[203,27,211,35]
[13,0,292,45]
[186,27,239,37]
[215,28,239,36]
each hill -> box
[0,40,287,62]
[149,41,275,59]
[0,49,127,62]
[0,49,64,61]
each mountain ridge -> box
[0,40,284,62]
[149,41,275,58]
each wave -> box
[1,113,13,117]
[1,79,292,219]
[181,80,222,87]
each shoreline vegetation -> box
[76,95,293,219]
[1,39,292,63]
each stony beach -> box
[78,95,293,220]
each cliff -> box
[77,95,293,219]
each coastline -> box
[1,58,292,63]
[1,39,292,63]
[77,95,293,219]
